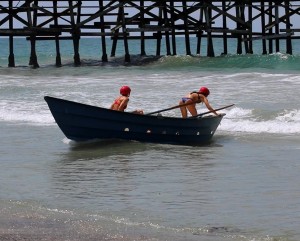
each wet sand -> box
[0,208,153,241]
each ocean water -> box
[0,38,300,241]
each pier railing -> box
[1,1,300,67]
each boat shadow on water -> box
[59,135,224,164]
[60,139,150,162]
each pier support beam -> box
[183,0,191,55]
[236,4,242,54]
[248,2,254,54]
[8,37,15,67]
[196,5,204,55]
[120,2,130,62]
[163,2,171,56]
[261,0,267,55]
[26,0,39,68]
[240,4,250,54]
[72,34,81,66]
[170,1,177,55]
[140,0,146,56]
[268,1,273,54]
[275,4,280,52]
[55,41,62,67]
[205,5,214,57]
[156,7,162,56]
[285,0,293,54]
[8,0,15,67]
[221,0,228,55]
[29,37,39,68]
[99,0,108,62]
[69,0,81,66]
[53,1,62,67]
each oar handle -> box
[189,104,235,118]
[146,101,199,115]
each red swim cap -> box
[199,87,210,97]
[120,86,131,96]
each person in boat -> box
[110,85,144,114]
[179,86,219,118]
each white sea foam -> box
[220,118,300,134]
[0,101,55,126]
[219,108,300,134]
[276,109,300,122]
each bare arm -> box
[200,95,219,116]
[118,97,129,111]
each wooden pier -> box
[1,1,300,67]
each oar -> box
[189,104,235,118]
[146,101,199,115]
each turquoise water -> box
[0,38,300,241]
[2,37,300,70]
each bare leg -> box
[187,104,197,116]
[179,100,188,118]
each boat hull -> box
[44,96,224,145]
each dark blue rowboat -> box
[44,96,225,145]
